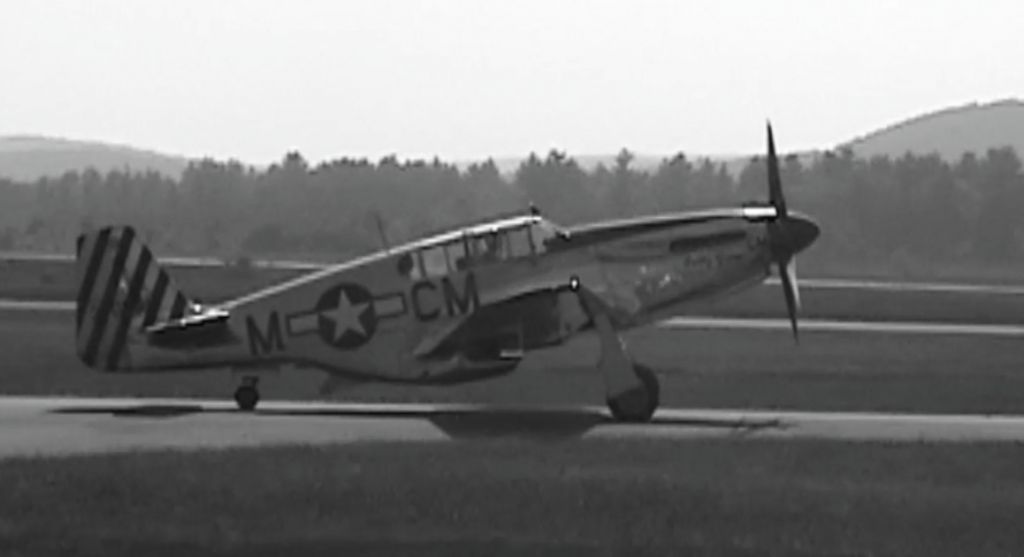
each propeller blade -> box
[764,122,805,343]
[766,122,786,218]
[786,258,800,309]
[779,257,800,342]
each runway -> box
[765,276,1024,296]
[6,299,1024,337]
[6,250,1024,295]
[3,396,1024,459]
[660,317,1024,337]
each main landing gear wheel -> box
[234,376,260,411]
[569,279,661,423]
[606,364,660,423]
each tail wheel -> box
[234,385,259,411]
[607,364,660,423]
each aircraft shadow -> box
[51,404,207,418]
[49,404,782,439]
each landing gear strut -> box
[572,280,660,423]
[234,376,260,411]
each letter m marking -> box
[246,312,284,357]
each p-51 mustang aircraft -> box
[75,125,819,422]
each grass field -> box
[4,260,1024,556]
[7,256,1024,323]
[2,440,1023,556]
[697,282,1024,324]
[0,257,302,302]
[4,309,1024,414]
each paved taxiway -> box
[6,249,1024,295]
[6,299,1024,337]
[3,396,1024,459]
[661,317,1024,337]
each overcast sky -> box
[1,0,1021,164]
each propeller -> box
[765,122,802,342]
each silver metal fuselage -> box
[124,207,819,384]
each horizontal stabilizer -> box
[146,309,239,350]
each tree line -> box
[2,146,1022,276]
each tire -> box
[607,363,660,423]
[234,385,260,411]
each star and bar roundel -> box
[315,283,377,349]
[285,283,406,350]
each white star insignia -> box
[319,291,371,341]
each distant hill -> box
[0,135,189,182]
[481,98,1024,175]
[5,98,1022,182]
[839,98,1024,160]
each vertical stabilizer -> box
[75,226,193,370]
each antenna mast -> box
[372,211,391,253]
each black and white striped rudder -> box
[75,226,191,371]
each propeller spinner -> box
[764,123,819,342]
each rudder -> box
[76,226,192,371]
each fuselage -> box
[124,206,819,383]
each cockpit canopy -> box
[399,215,566,280]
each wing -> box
[413,280,590,363]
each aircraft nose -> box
[771,212,820,257]
[786,213,820,254]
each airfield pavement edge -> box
[3,396,1024,459]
